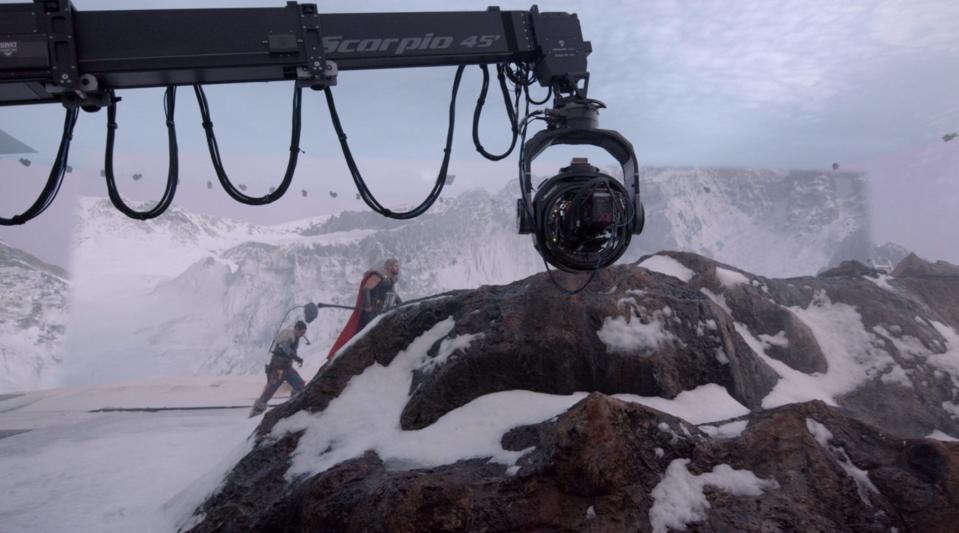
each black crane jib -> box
[0,1,644,281]
[0,1,591,109]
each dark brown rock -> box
[819,260,881,278]
[187,252,959,532]
[647,251,959,439]
[397,265,779,431]
[189,395,959,532]
[892,254,959,279]
[887,254,959,329]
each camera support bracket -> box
[520,97,644,235]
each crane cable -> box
[194,84,303,205]
[0,106,79,226]
[4,61,550,225]
[472,63,522,161]
[324,65,464,220]
[103,86,180,220]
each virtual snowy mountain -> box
[5,166,871,388]
[62,189,543,384]
[0,241,69,393]
[634,167,870,274]
[866,241,912,271]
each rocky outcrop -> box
[892,254,959,279]
[670,251,959,438]
[186,252,959,532]
[890,254,959,330]
[189,397,959,532]
[819,259,882,278]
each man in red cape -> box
[327,258,401,360]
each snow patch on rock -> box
[598,308,679,356]
[715,267,749,288]
[741,291,901,409]
[806,418,879,505]
[649,459,778,533]
[640,255,695,282]
[699,420,749,439]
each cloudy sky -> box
[1,0,957,266]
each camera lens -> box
[530,159,634,272]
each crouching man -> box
[249,320,308,418]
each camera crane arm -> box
[0,1,589,108]
[1,1,644,278]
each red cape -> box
[327,271,382,360]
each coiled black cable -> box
[0,107,79,226]
[516,109,548,223]
[103,86,179,220]
[504,62,540,89]
[472,64,521,161]
[524,83,552,106]
[194,84,302,205]
[324,65,464,220]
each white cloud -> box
[578,0,879,117]
[871,0,959,52]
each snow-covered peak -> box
[59,165,870,385]
[0,239,68,281]
[0,241,69,393]
[63,186,541,384]
[633,167,868,276]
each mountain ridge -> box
[11,165,881,388]
[0,241,69,392]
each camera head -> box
[518,98,645,272]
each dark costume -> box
[361,274,398,328]
[327,269,400,360]
[250,327,306,417]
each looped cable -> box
[325,65,464,220]
[0,106,79,226]
[524,82,552,106]
[472,64,521,161]
[103,86,179,220]
[194,84,302,205]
